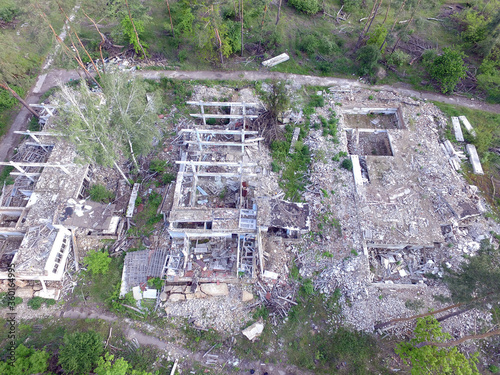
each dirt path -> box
[2,67,498,170]
[60,309,309,375]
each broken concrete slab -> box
[34,288,60,300]
[242,319,265,341]
[169,293,186,302]
[451,117,464,142]
[16,287,34,299]
[200,283,229,296]
[262,53,290,67]
[459,116,476,137]
[466,144,484,175]
[132,286,142,300]
[160,291,168,302]
[242,290,254,302]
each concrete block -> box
[451,117,464,142]
[242,290,254,302]
[200,283,229,296]
[466,144,484,174]
[242,320,265,341]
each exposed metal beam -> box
[190,114,259,119]
[183,173,257,177]
[176,161,257,167]
[179,129,259,135]
[184,139,263,148]
[187,101,258,107]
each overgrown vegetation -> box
[0,319,162,374]
[83,249,112,275]
[129,191,163,236]
[89,184,115,203]
[396,316,479,374]
[270,125,311,201]
[27,296,56,310]
[233,285,389,373]
[433,101,500,216]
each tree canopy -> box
[442,239,500,307]
[396,316,479,375]
[55,72,159,173]
[58,330,104,374]
[427,47,467,94]
[0,344,50,375]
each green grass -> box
[231,291,389,374]
[78,255,124,308]
[0,317,172,374]
[128,190,163,237]
[433,101,500,219]
[432,102,500,155]
[0,165,14,186]
[270,123,311,201]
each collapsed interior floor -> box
[343,113,400,130]
[368,244,446,284]
[346,129,394,156]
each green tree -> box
[265,81,290,123]
[0,344,50,375]
[58,330,104,374]
[83,249,112,275]
[456,10,488,46]
[288,0,320,14]
[367,25,388,51]
[396,316,479,375]
[121,16,149,57]
[101,72,160,169]
[94,353,154,375]
[357,44,381,76]
[95,353,129,375]
[442,239,500,307]
[428,47,467,94]
[56,72,159,177]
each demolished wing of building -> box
[0,122,120,299]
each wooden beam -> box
[179,129,259,135]
[14,131,63,136]
[0,162,71,168]
[176,161,257,167]
[183,173,257,177]
[190,114,259,119]
[184,140,262,147]
[0,207,24,217]
[10,172,42,177]
[186,101,258,107]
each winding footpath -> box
[3,67,500,165]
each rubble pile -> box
[164,285,253,332]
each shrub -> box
[428,47,467,94]
[342,0,362,12]
[341,158,353,171]
[0,292,22,308]
[58,331,104,374]
[367,25,388,51]
[298,34,320,56]
[0,344,50,374]
[300,278,315,297]
[27,296,56,310]
[357,45,381,76]
[161,172,175,185]
[288,0,320,14]
[149,159,168,173]
[83,249,111,275]
[421,49,438,67]
[89,184,115,203]
[0,2,21,23]
[309,94,324,108]
[387,50,411,67]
